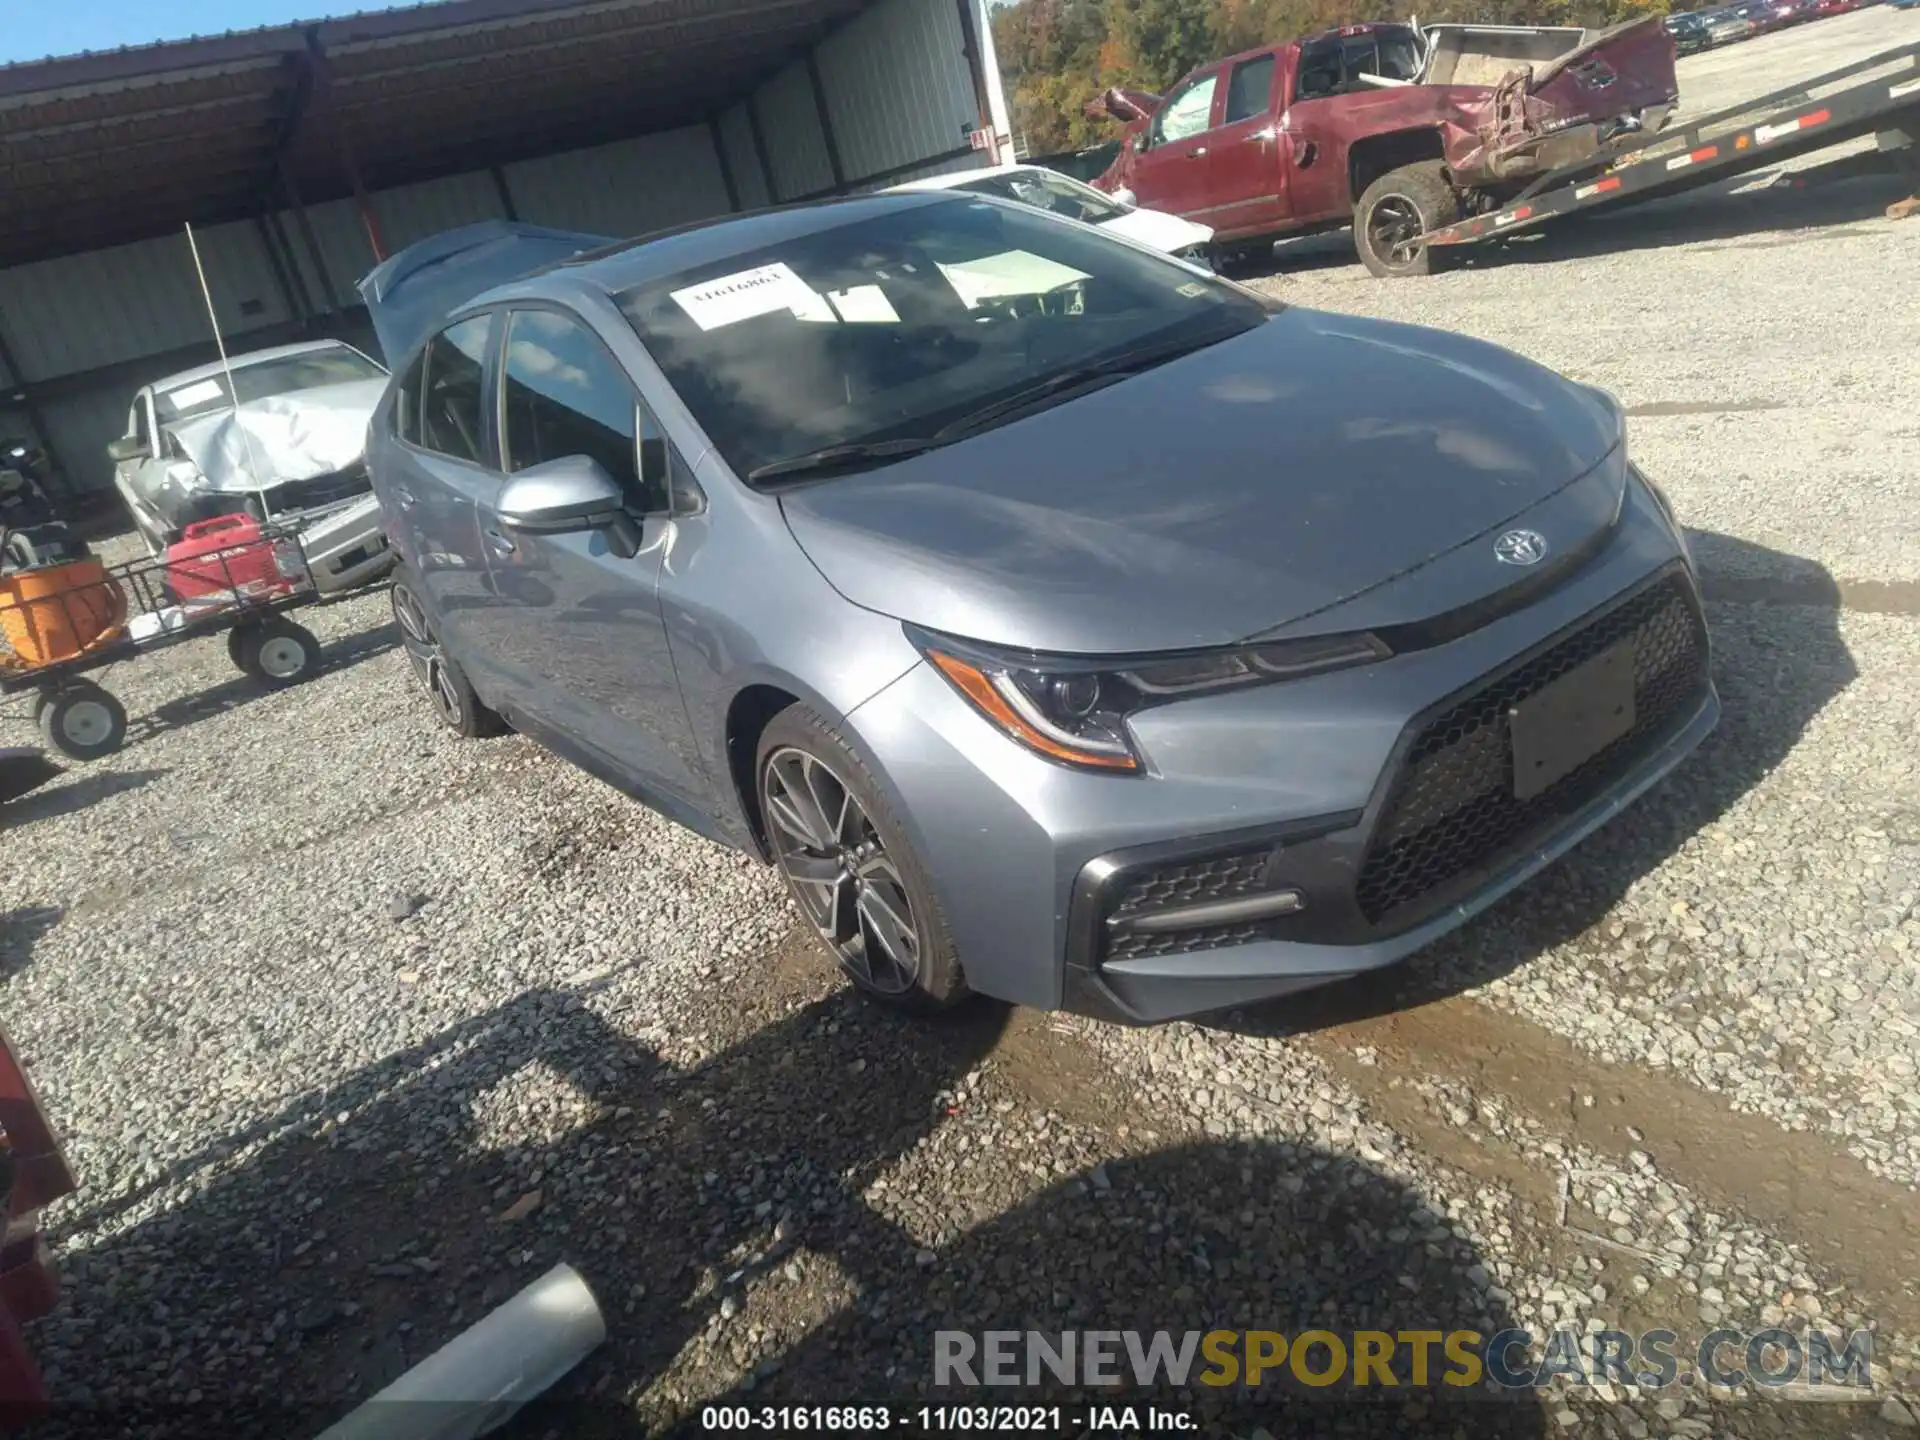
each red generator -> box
[163,513,303,613]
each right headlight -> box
[911,627,1392,772]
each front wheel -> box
[756,705,968,1014]
[1354,162,1462,278]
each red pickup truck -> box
[1087,20,1679,276]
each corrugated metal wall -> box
[717,103,773,210]
[0,219,294,382]
[0,0,996,501]
[753,62,837,201]
[816,0,979,185]
[503,127,732,237]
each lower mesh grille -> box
[1355,574,1708,925]
[1105,847,1279,962]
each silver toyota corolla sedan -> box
[364,193,1717,1024]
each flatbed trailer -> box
[1419,37,1920,255]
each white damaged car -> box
[888,163,1215,267]
[107,340,397,593]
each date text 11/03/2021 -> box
[699,1406,1191,1432]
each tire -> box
[389,565,505,739]
[236,617,323,687]
[1354,161,1462,278]
[38,681,127,762]
[227,625,257,676]
[1210,241,1272,277]
[756,704,968,1014]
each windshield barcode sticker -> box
[166,379,226,409]
[671,262,833,331]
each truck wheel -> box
[1355,162,1462,278]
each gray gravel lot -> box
[5,17,1920,1436]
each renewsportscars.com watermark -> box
[935,1328,1876,1393]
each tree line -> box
[990,0,1671,154]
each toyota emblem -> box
[1494,529,1549,567]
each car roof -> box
[470,190,962,306]
[147,339,370,395]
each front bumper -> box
[848,478,1715,1023]
[295,494,396,594]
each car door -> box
[384,313,504,665]
[1125,67,1225,218]
[112,391,166,544]
[1201,51,1288,234]
[1278,36,1359,224]
[475,303,709,809]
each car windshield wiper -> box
[747,436,945,484]
[932,327,1241,442]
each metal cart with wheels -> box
[0,519,326,763]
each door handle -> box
[391,485,417,510]
[1189,147,1208,158]
[483,527,517,557]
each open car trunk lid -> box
[357,221,614,368]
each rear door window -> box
[416,316,495,465]
[1224,55,1277,124]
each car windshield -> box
[617,197,1268,481]
[953,170,1132,225]
[154,347,386,423]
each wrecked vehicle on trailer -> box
[107,340,398,594]
[1086,18,1678,276]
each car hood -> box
[1098,207,1213,253]
[780,308,1623,655]
[163,378,387,494]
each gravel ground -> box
[5,20,1920,1437]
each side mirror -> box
[496,455,641,558]
[107,435,148,465]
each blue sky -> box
[2,2,417,64]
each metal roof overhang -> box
[0,0,882,269]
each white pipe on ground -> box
[317,1263,607,1440]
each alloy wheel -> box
[1368,195,1425,267]
[763,745,921,996]
[391,581,463,726]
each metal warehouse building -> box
[0,0,1012,513]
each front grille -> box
[267,464,372,515]
[1108,921,1265,963]
[1355,573,1708,925]
[1105,846,1278,962]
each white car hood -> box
[1097,207,1213,254]
[166,378,385,494]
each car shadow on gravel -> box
[673,1135,1545,1440]
[0,768,167,828]
[0,903,64,981]
[30,976,1539,1438]
[1206,530,1855,1041]
[122,622,401,749]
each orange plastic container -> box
[0,559,128,668]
